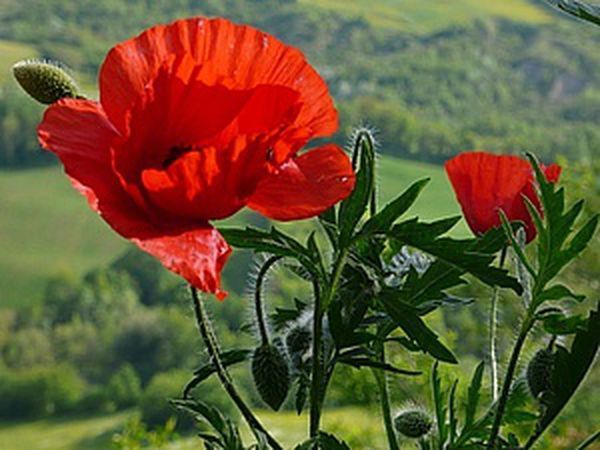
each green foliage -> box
[112,416,178,450]
[527,306,600,447]
[106,364,142,410]
[112,308,198,384]
[0,364,85,419]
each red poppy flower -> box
[37,17,355,299]
[445,151,561,243]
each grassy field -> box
[298,0,552,32]
[0,156,462,308]
[0,408,386,450]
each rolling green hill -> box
[0,155,462,308]
[299,0,552,32]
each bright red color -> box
[38,17,355,299]
[445,152,561,243]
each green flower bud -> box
[527,349,555,399]
[285,326,311,356]
[394,410,432,439]
[12,59,79,104]
[251,344,290,411]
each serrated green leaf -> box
[542,312,587,335]
[338,136,374,246]
[527,305,600,447]
[538,284,585,303]
[192,348,252,381]
[465,362,485,430]
[432,362,448,444]
[389,219,521,293]
[359,178,430,236]
[338,355,421,376]
[380,292,457,363]
[295,432,351,450]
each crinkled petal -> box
[248,144,355,221]
[133,227,231,300]
[99,17,337,143]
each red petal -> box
[99,17,337,143]
[133,227,231,300]
[37,99,151,238]
[38,99,232,298]
[248,144,355,221]
[445,152,561,243]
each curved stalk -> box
[189,287,283,450]
[254,255,283,346]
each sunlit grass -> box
[298,0,552,33]
[0,408,386,449]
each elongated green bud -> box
[251,344,290,411]
[394,410,432,439]
[526,349,555,400]
[12,59,79,104]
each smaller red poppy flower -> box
[445,151,561,243]
[37,17,356,299]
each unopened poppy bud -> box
[12,59,79,104]
[527,349,555,400]
[251,343,290,411]
[394,410,432,439]
[285,326,312,356]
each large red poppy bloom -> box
[445,152,561,243]
[38,17,355,299]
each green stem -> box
[254,256,283,346]
[189,287,283,450]
[374,340,399,450]
[487,314,534,448]
[575,430,600,450]
[309,247,350,438]
[309,279,324,438]
[489,248,508,402]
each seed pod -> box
[285,326,312,356]
[394,410,432,439]
[12,60,79,104]
[251,344,290,411]
[527,348,555,399]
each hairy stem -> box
[374,341,399,450]
[189,287,283,450]
[488,314,534,448]
[309,279,324,438]
[254,256,283,346]
[489,248,508,402]
[309,247,349,438]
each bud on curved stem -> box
[12,59,80,104]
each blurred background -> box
[0,0,598,448]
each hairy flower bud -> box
[12,59,79,104]
[285,325,312,356]
[251,344,290,411]
[527,348,555,399]
[394,410,432,439]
